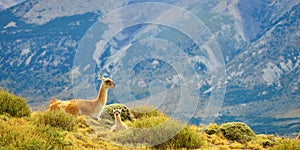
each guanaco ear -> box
[98,75,104,80]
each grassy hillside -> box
[1,90,300,149]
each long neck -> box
[115,115,122,123]
[96,84,108,106]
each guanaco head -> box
[113,108,122,117]
[98,75,116,88]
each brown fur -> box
[111,109,128,132]
[49,99,79,116]
[48,76,115,118]
[297,133,300,140]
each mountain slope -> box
[221,3,300,135]
[237,0,300,42]
[0,6,100,105]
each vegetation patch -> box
[205,123,219,135]
[219,122,256,143]
[0,90,31,117]
[254,134,276,148]
[272,138,300,150]
[130,105,165,119]
[1,90,300,149]
[154,125,205,149]
[111,106,205,149]
[0,116,66,149]
[35,110,77,131]
[102,103,135,121]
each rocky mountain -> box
[0,0,299,136]
[220,2,300,135]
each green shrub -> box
[219,122,255,143]
[0,117,66,149]
[101,103,135,121]
[112,114,205,149]
[272,138,300,150]
[254,134,276,148]
[0,90,31,117]
[36,110,76,131]
[154,125,205,149]
[35,126,67,149]
[205,123,219,135]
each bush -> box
[0,117,66,149]
[112,112,205,149]
[254,134,275,148]
[205,123,219,135]
[272,138,300,150]
[36,110,76,131]
[154,125,205,149]
[207,133,227,145]
[0,90,31,117]
[101,103,135,121]
[219,122,255,143]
